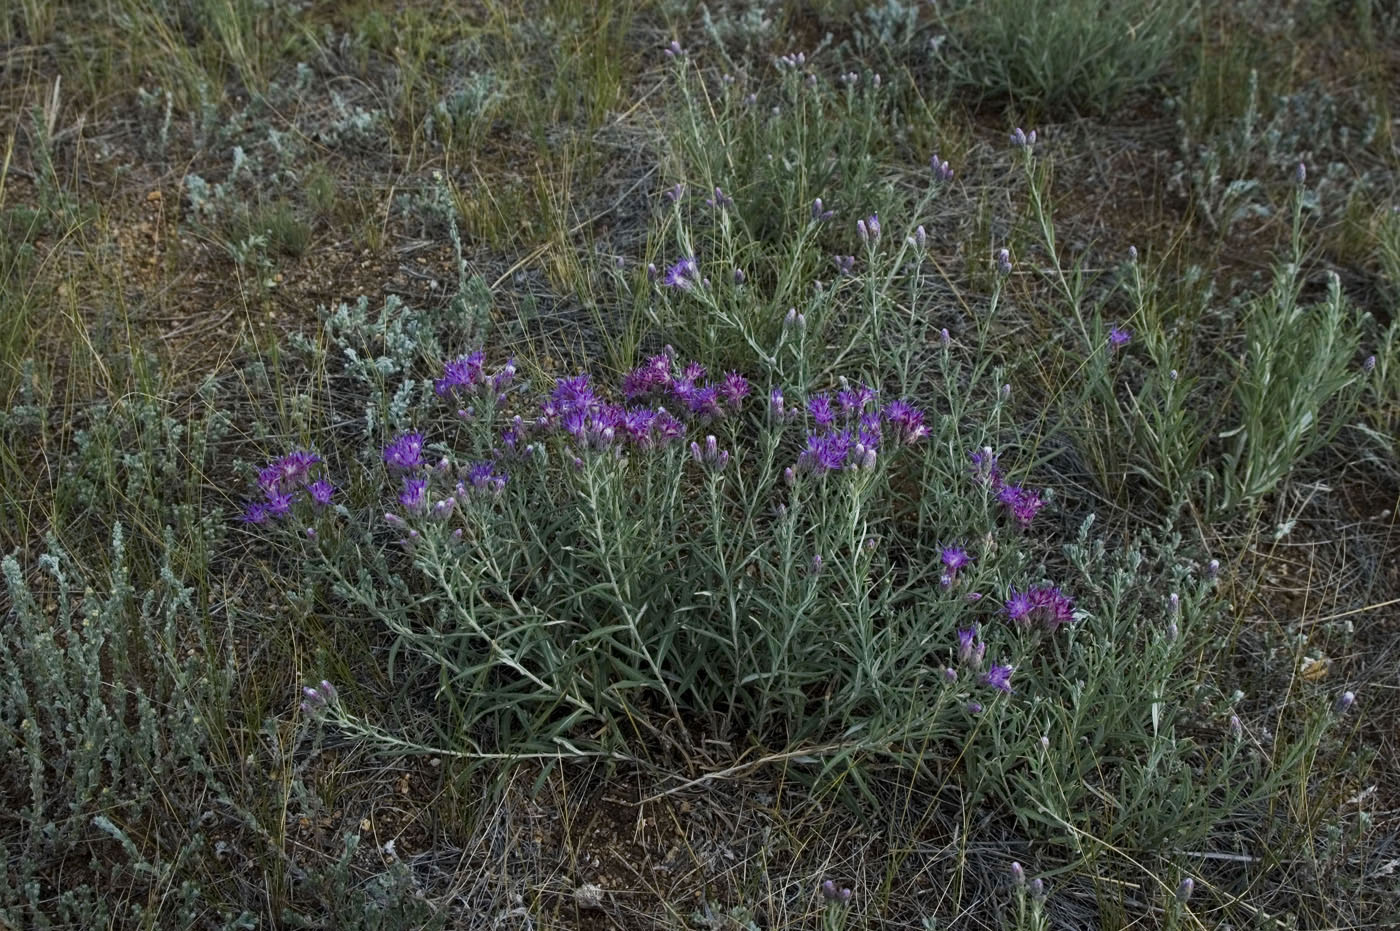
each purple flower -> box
[982,663,1014,693]
[241,502,270,524]
[941,546,971,576]
[720,371,750,408]
[857,410,882,448]
[996,248,1012,276]
[967,701,983,714]
[622,352,674,398]
[1108,326,1131,349]
[930,154,954,182]
[689,434,730,472]
[969,447,1003,487]
[833,254,855,276]
[307,479,335,507]
[812,198,834,222]
[883,399,927,444]
[399,477,429,512]
[661,257,700,290]
[491,359,516,395]
[808,394,835,428]
[258,450,322,493]
[435,350,485,396]
[957,627,978,665]
[264,492,294,518]
[1006,585,1075,632]
[299,679,338,715]
[769,387,788,422]
[1006,589,1035,627]
[798,431,851,473]
[997,484,1044,529]
[651,408,686,444]
[1032,586,1075,633]
[383,432,425,471]
[838,384,877,414]
[705,187,734,209]
[467,461,507,492]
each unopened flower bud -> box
[1011,862,1025,887]
[996,248,1012,276]
[1175,877,1194,904]
[1335,690,1355,714]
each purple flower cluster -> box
[689,434,731,472]
[953,626,1014,694]
[384,432,425,470]
[620,352,749,420]
[969,447,1045,529]
[537,371,690,452]
[299,679,337,715]
[379,429,509,535]
[435,349,516,400]
[791,386,926,475]
[242,450,335,524]
[957,626,986,668]
[1005,585,1076,633]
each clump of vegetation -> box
[1,1,1394,929]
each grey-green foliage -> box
[0,525,240,930]
[929,0,1197,115]
[427,70,506,148]
[1218,261,1363,514]
[1171,70,1383,237]
[301,209,491,437]
[654,56,922,379]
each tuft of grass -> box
[929,0,1199,115]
